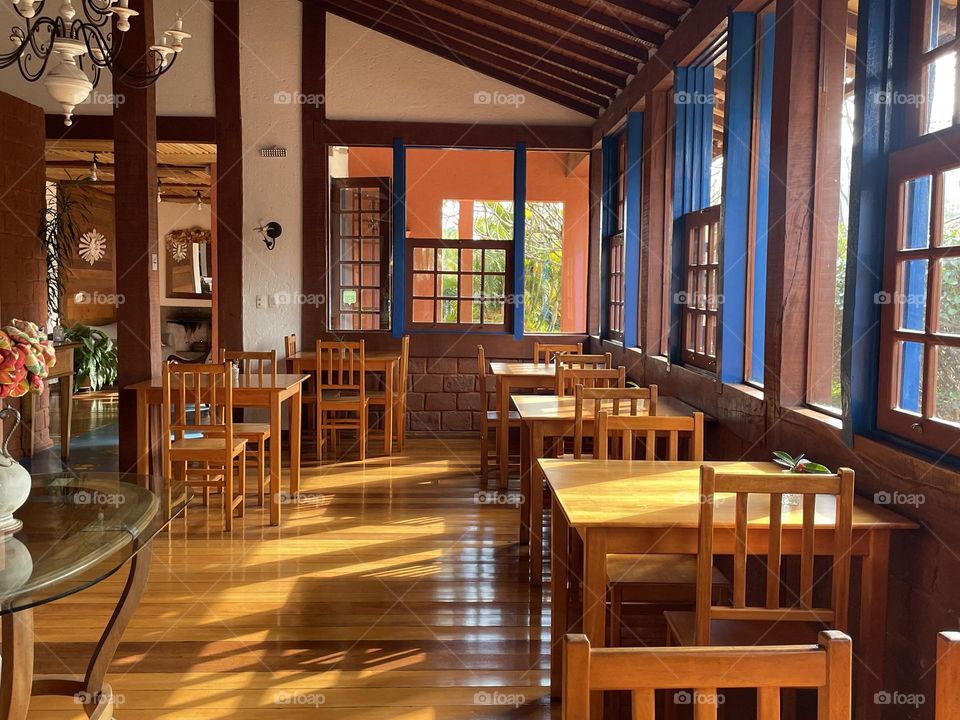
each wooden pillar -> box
[301,2,328,341]
[640,90,671,356]
[113,0,161,473]
[586,146,603,338]
[763,0,821,414]
[214,0,244,351]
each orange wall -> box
[345,146,589,333]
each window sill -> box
[784,405,843,432]
[724,382,765,402]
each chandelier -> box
[2,0,190,126]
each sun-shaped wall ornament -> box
[165,226,211,263]
[170,239,189,262]
[78,229,107,265]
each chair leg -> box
[479,420,489,486]
[359,408,368,461]
[224,460,234,533]
[316,406,324,461]
[237,453,246,519]
[257,438,266,506]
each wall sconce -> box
[255,221,282,250]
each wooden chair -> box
[594,411,724,647]
[562,630,852,720]
[936,632,960,720]
[316,339,368,461]
[478,344,519,487]
[162,361,246,532]
[555,351,612,369]
[220,349,276,507]
[665,465,855,648]
[533,341,583,364]
[571,384,658,458]
[556,365,625,396]
[368,335,410,453]
[284,333,317,439]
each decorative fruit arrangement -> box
[0,320,56,399]
[772,450,831,474]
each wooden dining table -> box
[542,459,918,720]
[127,373,308,526]
[489,361,556,487]
[513,393,706,584]
[289,349,403,455]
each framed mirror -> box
[165,227,213,299]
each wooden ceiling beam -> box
[466,0,649,60]
[385,0,625,91]
[418,0,638,74]
[522,0,666,45]
[322,2,602,116]
[600,0,686,27]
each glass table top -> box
[0,473,191,615]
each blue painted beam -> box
[623,112,643,348]
[513,142,526,340]
[391,138,406,337]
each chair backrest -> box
[220,349,277,382]
[572,385,658,458]
[315,339,366,399]
[594,410,703,461]
[162,361,234,455]
[937,632,960,720]
[556,365,625,396]
[556,351,612,369]
[283,334,298,372]
[533,341,583,364]
[477,345,489,410]
[694,465,855,645]
[562,631,852,720]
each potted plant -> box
[63,323,117,392]
[37,180,91,332]
[773,451,832,506]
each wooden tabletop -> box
[542,459,919,530]
[489,361,556,377]
[512,394,705,420]
[126,374,309,391]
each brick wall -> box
[407,354,518,433]
[0,91,49,458]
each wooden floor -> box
[27,436,557,718]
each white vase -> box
[0,405,31,538]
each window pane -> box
[439,248,458,271]
[943,168,960,246]
[412,273,433,296]
[412,299,434,323]
[935,345,960,424]
[937,258,960,334]
[523,198,573,334]
[903,176,932,249]
[897,341,925,413]
[924,52,956,134]
[440,299,457,323]
[440,274,458,298]
[929,1,958,50]
[413,247,434,270]
[899,259,929,331]
[484,249,506,272]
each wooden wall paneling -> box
[61,188,117,327]
[301,1,328,340]
[762,0,820,418]
[213,0,244,351]
[587,146,603,337]
[113,0,161,472]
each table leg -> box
[551,494,570,698]
[384,361,394,456]
[396,360,406,452]
[136,390,149,476]
[583,528,607,720]
[290,388,302,498]
[530,423,545,586]
[858,530,891,720]
[59,373,74,459]
[497,377,509,490]
[0,609,33,720]
[20,392,36,458]
[520,419,531,548]
[270,393,282,526]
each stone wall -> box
[0,91,49,458]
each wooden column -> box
[586,146,603,338]
[301,2,328,341]
[113,0,161,473]
[763,0,821,414]
[213,0,244,351]
[640,90,671,356]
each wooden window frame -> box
[681,205,722,372]
[406,237,513,332]
[329,176,392,332]
[878,135,960,455]
[604,132,628,341]
[908,0,960,137]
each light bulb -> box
[90,154,98,181]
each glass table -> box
[0,472,191,720]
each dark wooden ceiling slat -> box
[523,0,666,45]
[600,0,686,27]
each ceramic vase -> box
[0,405,31,538]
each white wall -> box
[157,200,213,308]
[0,0,214,119]
[239,0,303,354]
[324,15,593,125]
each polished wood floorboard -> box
[26,436,559,719]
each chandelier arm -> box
[27,16,58,62]
[77,21,118,67]
[80,0,114,28]
[112,50,177,87]
[3,18,57,81]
